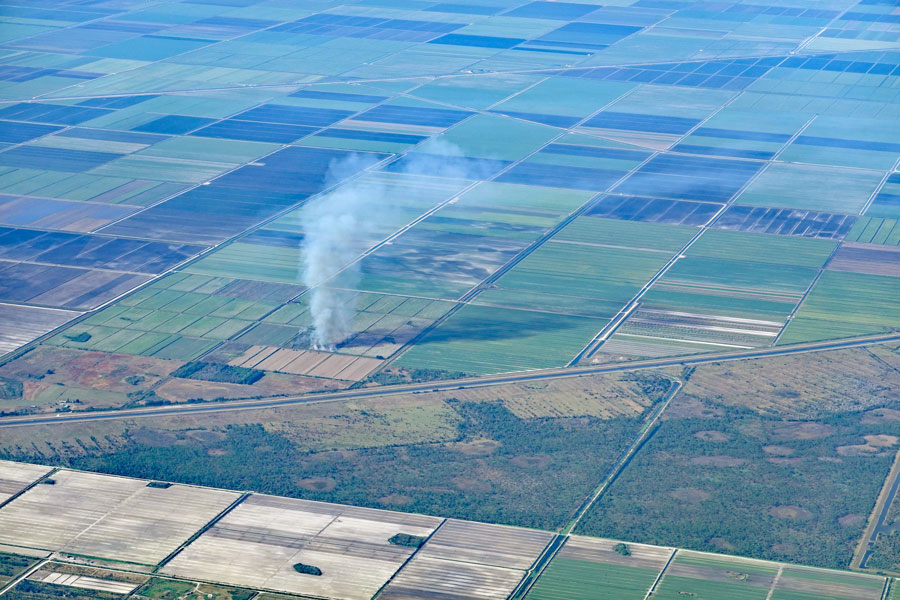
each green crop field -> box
[652,575,770,600]
[527,558,659,600]
[395,304,607,374]
[779,270,900,344]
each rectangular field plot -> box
[418,519,553,570]
[846,217,900,246]
[735,163,883,214]
[163,494,442,600]
[0,303,79,355]
[652,552,779,600]
[778,270,900,344]
[867,174,900,219]
[227,346,383,382]
[394,304,608,375]
[714,206,857,240]
[478,238,674,318]
[47,272,304,361]
[260,291,456,362]
[587,195,722,227]
[380,555,526,600]
[609,228,833,357]
[381,519,553,600]
[554,217,697,253]
[526,536,672,600]
[0,460,52,505]
[770,565,885,600]
[0,469,239,565]
[26,564,146,596]
[828,244,900,277]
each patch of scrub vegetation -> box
[0,376,22,400]
[578,399,900,568]
[389,533,427,548]
[171,362,263,385]
[869,532,900,573]
[63,332,90,343]
[23,400,647,531]
[0,552,37,585]
[134,577,195,599]
[361,366,470,386]
[612,542,630,556]
[293,563,322,576]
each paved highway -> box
[1,332,898,428]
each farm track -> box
[1,332,898,428]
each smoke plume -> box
[300,140,483,350]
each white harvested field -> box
[228,346,381,381]
[776,565,885,600]
[376,520,553,600]
[162,494,441,600]
[0,459,53,504]
[379,555,526,600]
[416,519,554,570]
[30,571,139,594]
[561,535,674,570]
[0,469,239,564]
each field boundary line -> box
[765,564,785,600]
[859,155,900,217]
[153,491,251,572]
[0,467,59,512]
[644,548,677,599]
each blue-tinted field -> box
[1,0,898,374]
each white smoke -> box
[300,140,485,350]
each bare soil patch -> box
[129,428,177,447]
[763,445,795,456]
[771,542,799,554]
[510,455,551,469]
[771,422,834,441]
[691,455,747,467]
[838,514,865,527]
[186,430,226,444]
[451,439,500,456]
[378,494,412,507]
[865,434,899,447]
[206,448,228,456]
[670,487,710,503]
[695,430,730,442]
[862,408,900,424]
[297,477,337,492]
[768,505,813,520]
[709,537,735,551]
[837,434,899,455]
[452,477,491,493]
[665,394,724,419]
